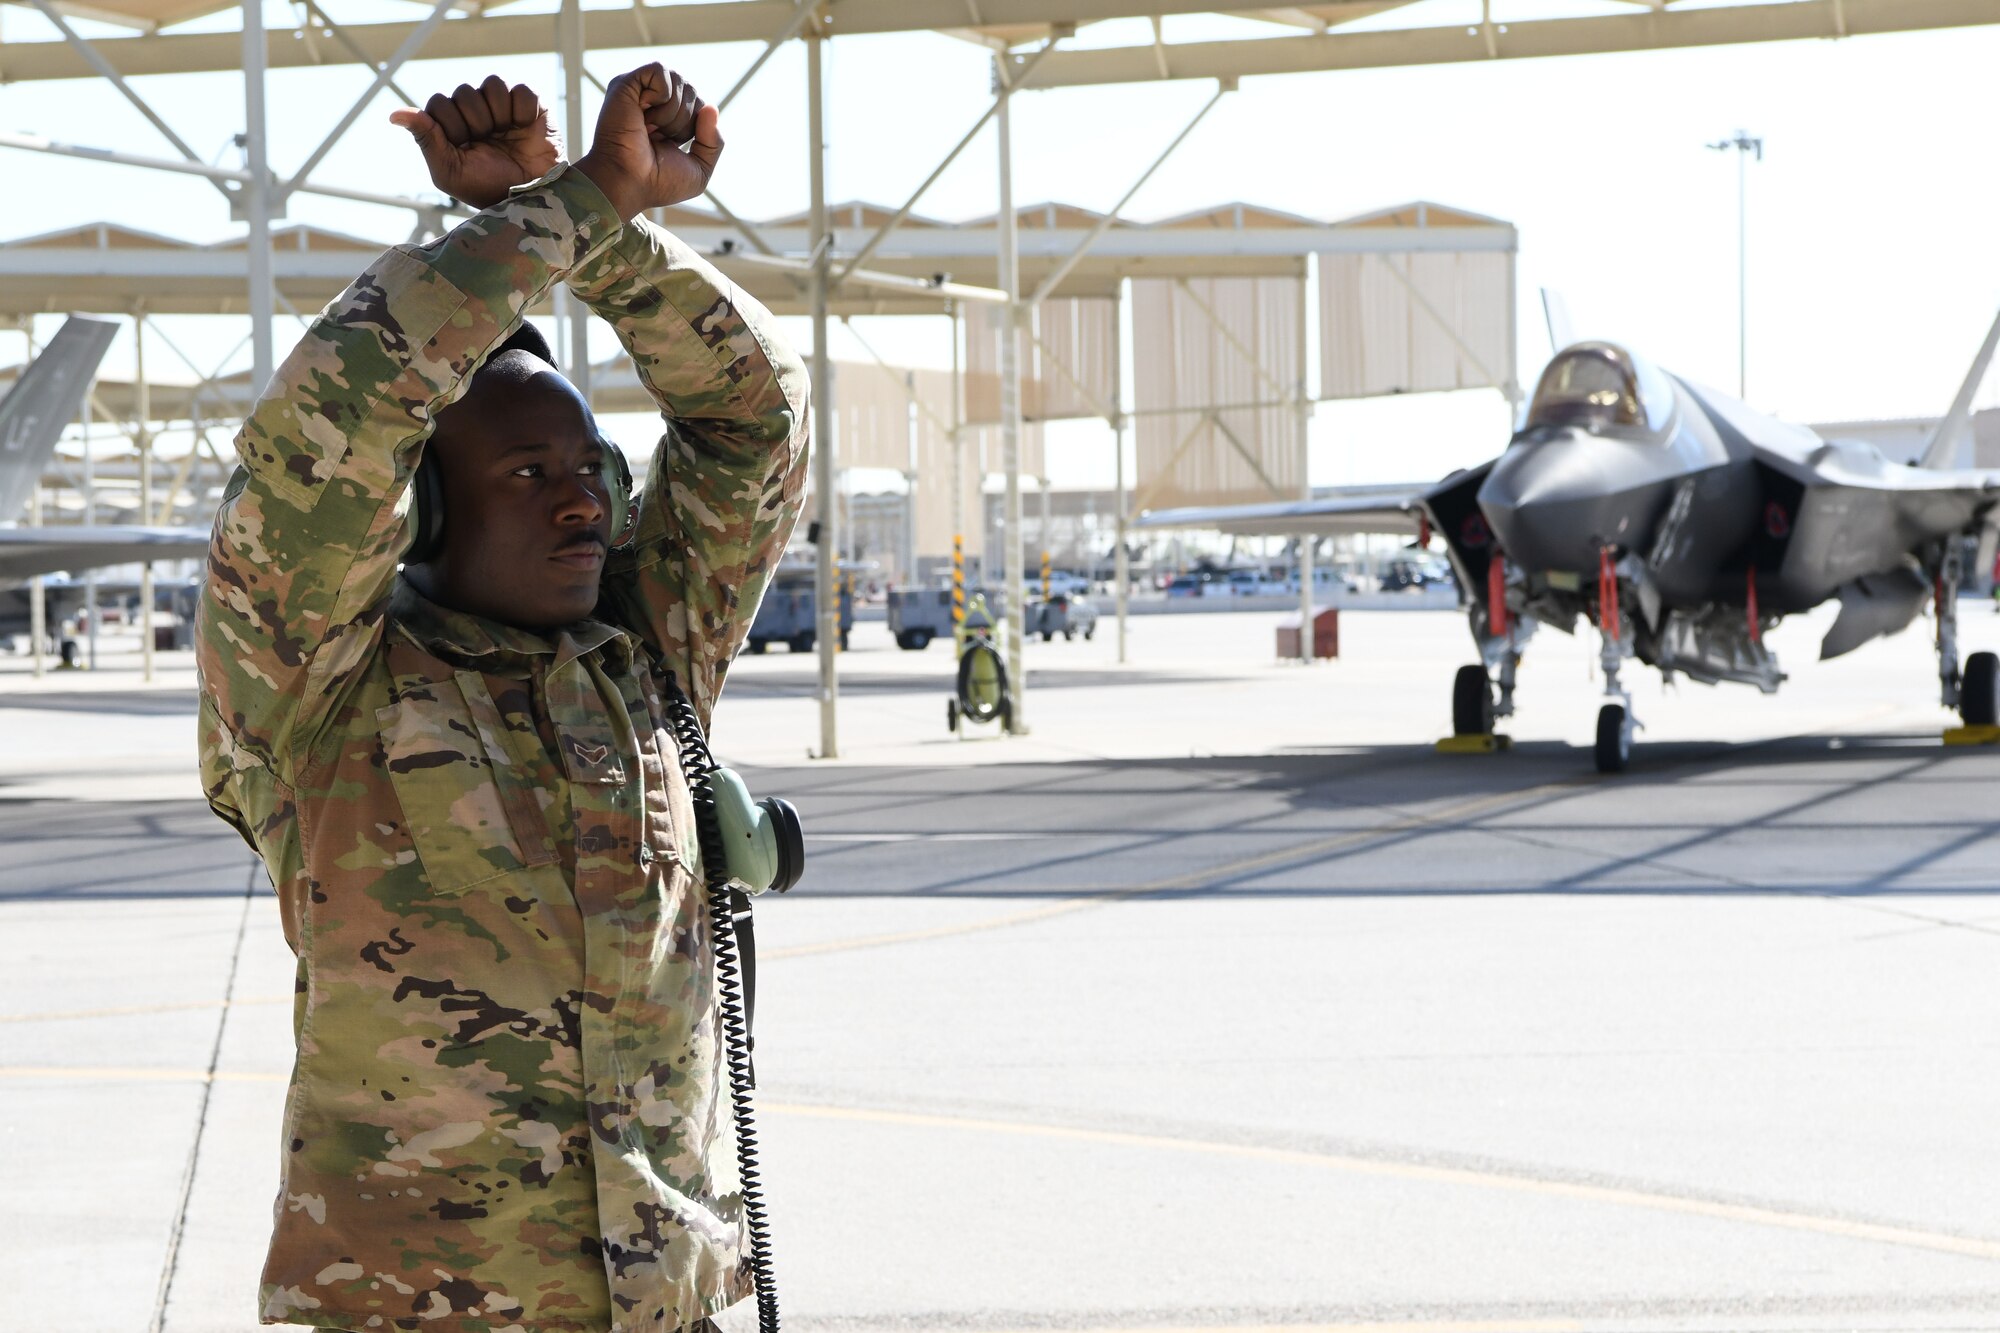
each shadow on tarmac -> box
[13,732,1992,906]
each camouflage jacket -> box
[196,165,809,1333]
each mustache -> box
[554,531,608,554]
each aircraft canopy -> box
[1526,342,1676,436]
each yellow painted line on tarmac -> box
[0,994,289,1025]
[974,1325,1581,1333]
[765,782,1574,962]
[9,1062,1996,1264]
[763,1101,2000,1265]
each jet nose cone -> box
[1479,430,1642,574]
[1481,430,1603,512]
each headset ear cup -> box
[606,442,637,549]
[407,453,445,564]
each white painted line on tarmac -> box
[0,994,289,1024]
[765,1102,2000,1266]
[0,1065,281,1083]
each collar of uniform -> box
[388,577,633,672]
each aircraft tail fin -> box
[1920,305,2000,470]
[1540,288,1576,354]
[0,316,119,523]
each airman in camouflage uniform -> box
[197,68,808,1332]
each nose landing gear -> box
[1594,546,1639,774]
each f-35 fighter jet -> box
[1139,326,2000,772]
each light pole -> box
[1708,129,1762,400]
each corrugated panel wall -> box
[1318,250,1513,400]
[1131,275,1301,510]
[962,298,1117,424]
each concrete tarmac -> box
[3,606,1998,1332]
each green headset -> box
[405,322,636,565]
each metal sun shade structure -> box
[0,196,1518,698]
[5,0,1998,750]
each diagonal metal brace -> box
[1027,78,1230,306]
[281,0,457,204]
[26,0,227,198]
[1368,251,1504,392]
[835,36,1062,289]
[1173,275,1293,405]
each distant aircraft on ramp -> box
[0,316,210,650]
[1139,322,2000,772]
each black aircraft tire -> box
[1451,665,1494,736]
[1595,704,1631,774]
[946,699,958,732]
[911,630,931,650]
[1964,651,2000,726]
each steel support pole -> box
[904,371,918,584]
[82,391,98,671]
[950,305,966,605]
[243,0,275,397]
[560,0,591,398]
[137,309,155,681]
[1040,477,1051,577]
[29,483,45,678]
[808,35,838,759]
[996,60,1026,734]
[1737,145,1748,400]
[1113,287,1128,664]
[1295,261,1314,662]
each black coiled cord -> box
[661,672,780,1333]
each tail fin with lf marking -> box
[0,316,119,521]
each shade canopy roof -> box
[3,1,1991,84]
[0,197,1513,318]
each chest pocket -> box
[377,670,557,895]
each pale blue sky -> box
[5,1,1998,490]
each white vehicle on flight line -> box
[1140,320,2000,773]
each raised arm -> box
[198,158,620,780]
[574,218,809,723]
[556,63,807,723]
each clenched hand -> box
[390,76,561,211]
[574,64,723,223]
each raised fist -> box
[573,64,723,223]
[390,76,562,211]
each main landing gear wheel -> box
[1595,703,1631,774]
[946,699,959,733]
[1962,651,1999,727]
[1452,665,1495,736]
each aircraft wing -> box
[0,526,211,585]
[1135,487,1433,539]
